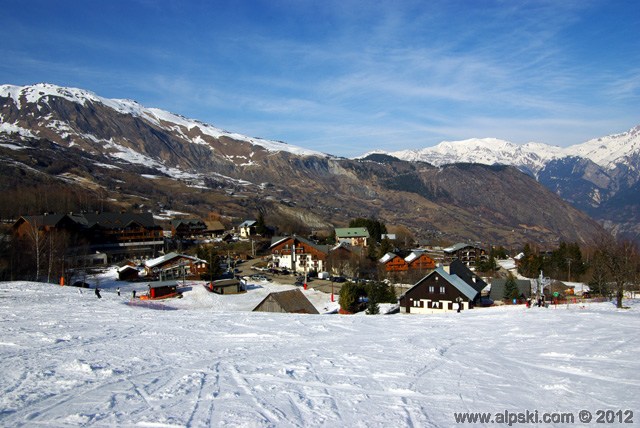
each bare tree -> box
[24,219,46,281]
[600,237,639,308]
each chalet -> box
[335,227,370,248]
[489,278,532,301]
[253,289,319,314]
[398,263,481,314]
[238,220,257,238]
[204,220,226,237]
[118,265,140,281]
[325,241,363,277]
[448,259,488,295]
[171,219,207,239]
[379,251,437,273]
[443,243,488,267]
[12,212,164,260]
[379,253,408,272]
[144,252,208,280]
[404,251,436,272]
[270,235,329,274]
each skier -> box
[456,296,462,313]
[132,289,136,299]
[116,287,120,296]
[94,287,102,299]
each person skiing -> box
[456,296,463,313]
[94,287,101,299]
[132,289,136,299]
[116,287,120,296]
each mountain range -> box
[378,127,640,242]
[1,83,634,247]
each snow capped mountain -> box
[388,138,566,176]
[383,126,640,177]
[0,83,325,158]
[564,125,640,169]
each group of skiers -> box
[93,286,137,299]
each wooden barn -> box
[253,289,319,314]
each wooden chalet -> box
[253,289,319,314]
[398,263,481,314]
[171,219,207,239]
[118,264,140,281]
[379,251,436,273]
[379,253,408,272]
[443,243,488,267]
[335,227,370,248]
[405,251,436,271]
[144,252,208,280]
[12,212,164,261]
[270,235,330,274]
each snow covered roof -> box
[443,242,477,253]
[239,220,257,228]
[379,253,398,264]
[144,252,205,269]
[404,251,424,263]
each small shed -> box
[118,265,140,281]
[253,289,319,314]
[146,280,181,299]
[206,278,244,295]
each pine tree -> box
[503,273,519,302]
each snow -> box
[379,125,640,175]
[0,122,38,139]
[1,278,638,427]
[1,83,327,158]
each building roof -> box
[404,251,426,263]
[402,266,479,301]
[270,235,330,254]
[443,242,478,253]
[148,280,179,289]
[239,220,257,228]
[171,218,206,228]
[379,252,398,264]
[335,227,370,238]
[145,252,206,269]
[205,220,225,231]
[17,212,160,231]
[448,259,487,293]
[253,289,319,314]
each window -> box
[428,285,434,293]
[440,286,445,294]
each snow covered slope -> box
[0,83,325,157]
[1,280,638,427]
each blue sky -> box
[2,0,639,157]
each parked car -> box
[330,276,346,283]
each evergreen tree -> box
[503,273,519,302]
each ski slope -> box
[0,279,638,427]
